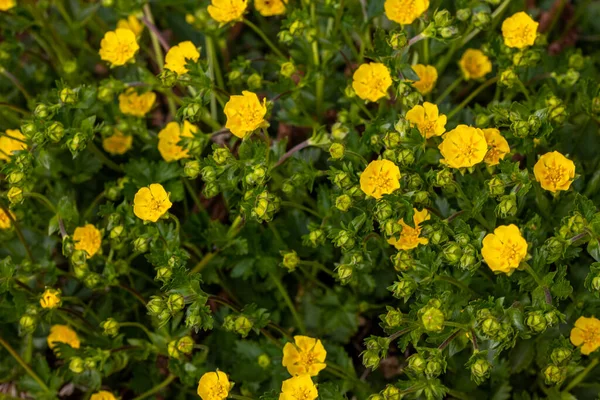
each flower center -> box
[292,388,313,400]
[373,173,394,192]
[150,199,163,212]
[502,242,522,266]
[419,120,436,136]
[208,383,228,399]
[299,351,318,366]
[544,164,565,186]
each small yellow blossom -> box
[73,224,102,258]
[117,15,144,37]
[0,129,28,161]
[360,159,401,200]
[388,208,430,250]
[197,371,231,400]
[352,62,392,102]
[99,28,139,67]
[47,324,80,349]
[405,102,447,138]
[481,224,528,274]
[102,130,132,155]
[279,375,318,400]
[282,336,327,377]
[224,91,268,138]
[118,89,156,117]
[459,49,492,80]
[0,0,16,11]
[438,125,487,169]
[533,151,576,193]
[483,128,510,166]
[384,0,430,25]
[133,183,173,222]
[90,391,116,400]
[410,64,437,95]
[164,41,200,75]
[255,0,286,16]
[40,288,61,309]
[501,12,539,49]
[0,207,15,230]
[570,316,600,355]
[158,121,198,162]
[208,0,247,24]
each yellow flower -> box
[459,49,492,80]
[405,102,447,138]
[158,121,198,162]
[384,0,429,25]
[208,0,247,24]
[570,316,600,355]
[388,208,430,250]
[102,130,132,155]
[90,391,116,400]
[501,12,539,49]
[164,41,200,75]
[0,0,15,11]
[483,128,510,166]
[0,129,28,161]
[359,159,401,200]
[99,28,139,67]
[133,183,173,222]
[224,91,268,138]
[118,89,156,117]
[117,15,144,37]
[481,224,528,274]
[73,224,102,258]
[255,0,286,16]
[40,288,61,309]
[438,125,487,169]
[352,62,392,102]
[533,151,576,193]
[197,371,231,400]
[282,336,327,377]
[47,324,80,349]
[0,208,14,230]
[279,375,318,400]
[410,64,437,95]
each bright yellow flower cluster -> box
[165,41,200,75]
[118,89,156,117]
[352,62,393,102]
[360,159,401,200]
[384,0,430,25]
[158,121,197,162]
[0,129,28,161]
[117,15,144,37]
[459,49,492,80]
[501,12,539,49]
[208,0,247,24]
[282,335,327,376]
[533,151,576,193]
[411,64,437,95]
[481,224,528,274]
[0,0,15,11]
[47,324,80,350]
[279,375,318,400]
[570,316,600,355]
[405,102,446,139]
[73,224,102,258]
[197,371,231,400]
[90,391,116,400]
[133,183,173,222]
[438,125,488,169]
[0,208,15,230]
[40,288,61,309]
[483,128,510,166]
[388,208,430,250]
[255,0,287,16]
[102,130,132,155]
[224,91,268,138]
[99,28,139,67]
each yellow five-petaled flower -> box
[388,208,430,250]
[208,0,247,24]
[47,324,80,350]
[360,159,401,200]
[90,391,117,400]
[158,121,198,162]
[99,28,139,67]
[0,129,28,161]
[73,224,102,258]
[255,0,286,16]
[165,41,200,76]
[40,288,61,309]
[282,335,327,377]
[570,316,600,355]
[459,49,492,80]
[384,0,430,25]
[0,0,16,11]
[197,371,231,400]
[481,224,528,274]
[405,102,447,139]
[483,128,510,166]
[0,207,15,230]
[410,64,438,95]
[102,130,133,156]
[438,125,488,169]
[117,15,144,37]
[223,91,268,139]
[119,89,156,117]
[133,183,173,222]
[352,62,393,103]
[533,151,576,193]
[501,12,539,49]
[279,374,318,400]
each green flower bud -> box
[391,251,413,272]
[333,230,355,250]
[487,177,505,197]
[362,349,381,370]
[550,347,572,365]
[499,68,518,88]
[383,131,402,149]
[497,321,514,341]
[70,249,87,266]
[472,12,491,29]
[382,149,396,162]
[167,340,181,359]
[331,122,349,140]
[471,358,492,383]
[459,244,478,271]
[549,104,567,125]
[167,293,185,314]
[102,318,120,337]
[402,92,422,109]
[592,276,600,292]
[439,26,459,39]
[396,149,415,166]
[394,116,410,134]
[201,166,217,183]
[433,10,452,26]
[337,264,353,284]
[72,263,88,279]
[475,113,491,128]
[67,132,86,153]
[443,242,463,264]
[132,237,149,253]
[387,31,407,49]
[389,279,416,299]
[156,267,173,283]
[543,364,564,385]
[97,85,114,102]
[34,104,50,119]
[511,120,530,138]
[426,360,443,377]
[496,194,517,218]
[526,311,547,333]
[282,250,300,272]
[183,160,201,179]
[247,73,262,90]
[384,308,403,328]
[544,311,560,326]
[7,186,23,205]
[46,121,65,143]
[421,307,445,332]
[8,171,25,185]
[307,229,326,247]
[257,353,271,368]
[329,143,345,159]
[203,182,220,198]
[405,174,423,191]
[147,296,166,316]
[335,194,352,212]
[60,88,77,104]
[252,191,280,222]
[383,219,402,238]
[369,395,384,400]
[109,225,124,240]
[333,171,353,190]
[543,237,566,263]
[212,147,232,165]
[84,272,101,289]
[69,357,85,374]
[382,385,400,400]
[568,52,585,69]
[19,314,37,334]
[408,354,427,373]
[456,8,472,21]
[234,315,253,337]
[435,168,454,188]
[481,317,500,338]
[280,62,296,78]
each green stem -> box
[447,77,498,120]
[190,252,216,274]
[243,19,286,59]
[434,275,479,297]
[435,76,463,103]
[516,79,531,103]
[167,213,180,236]
[0,336,51,393]
[119,322,153,339]
[0,203,34,261]
[269,272,306,334]
[88,141,124,173]
[280,201,322,218]
[443,321,471,330]
[23,192,57,214]
[83,191,106,222]
[1,70,32,103]
[132,374,176,400]
[205,36,219,122]
[563,358,599,392]
[182,178,204,212]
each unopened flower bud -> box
[592,276,600,292]
[177,336,194,354]
[156,267,173,283]
[8,171,25,185]
[439,26,459,39]
[383,219,402,238]
[550,347,572,365]
[543,364,564,385]
[472,11,491,29]
[282,250,299,272]
[258,353,271,368]
[487,177,505,197]
[421,307,445,332]
[331,122,349,140]
[396,149,415,166]
[167,293,185,314]
[384,309,403,328]
[167,340,181,359]
[147,297,166,316]
[362,349,381,370]
[333,171,353,189]
[335,194,352,212]
[456,8,471,21]
[391,251,413,272]
[329,143,345,160]
[471,358,492,383]
[280,61,296,78]
[132,237,149,253]
[443,242,462,264]
[34,104,50,119]
[19,314,37,334]
[434,10,452,27]
[84,272,101,289]
[60,88,77,104]
[337,264,353,283]
[203,182,220,198]
[212,148,232,165]
[499,68,518,88]
[334,230,355,250]
[408,354,426,373]
[307,229,325,247]
[247,73,262,90]
[496,194,517,218]
[390,279,416,299]
[46,121,65,143]
[183,160,201,179]
[69,357,85,374]
[70,250,87,266]
[526,311,547,333]
[235,315,253,337]
[382,385,400,399]
[102,318,119,337]
[387,31,407,49]
[481,317,500,338]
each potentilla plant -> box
[1,0,600,399]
